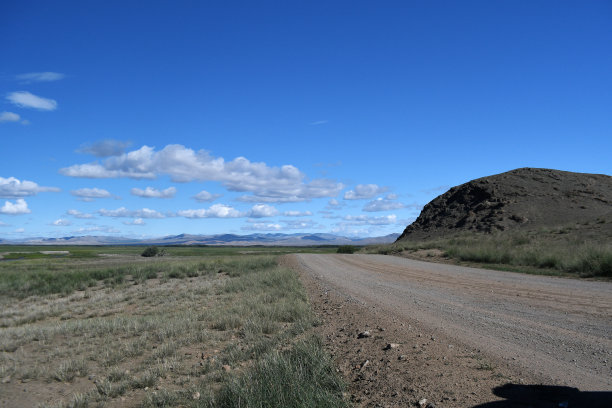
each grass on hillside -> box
[367,222,612,278]
[0,249,348,408]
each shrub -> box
[337,245,357,254]
[141,246,160,257]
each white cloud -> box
[242,218,319,231]
[0,177,60,198]
[241,223,283,231]
[123,218,145,226]
[14,228,25,233]
[52,218,71,226]
[282,219,320,229]
[178,204,242,219]
[193,190,222,202]
[310,120,329,125]
[131,186,176,199]
[344,184,388,200]
[0,199,31,215]
[325,198,344,210]
[60,144,344,202]
[248,204,278,218]
[66,209,94,219]
[7,91,57,111]
[0,112,20,123]
[73,226,120,234]
[363,197,406,212]
[0,221,9,227]
[77,140,131,157]
[283,210,312,217]
[71,187,114,201]
[342,214,398,225]
[16,72,65,82]
[98,207,165,219]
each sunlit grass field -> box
[0,246,348,408]
[367,221,612,278]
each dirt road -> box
[294,254,612,393]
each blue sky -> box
[1,1,611,239]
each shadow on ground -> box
[472,384,612,408]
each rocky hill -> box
[397,168,612,241]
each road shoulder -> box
[283,254,541,407]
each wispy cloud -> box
[98,207,165,219]
[363,197,406,212]
[343,184,388,200]
[0,177,60,198]
[77,139,131,157]
[0,112,20,123]
[241,222,283,231]
[193,190,222,202]
[7,91,57,111]
[60,144,344,202]
[66,209,94,219]
[281,219,320,229]
[283,210,313,217]
[310,120,329,125]
[16,72,65,83]
[342,214,398,225]
[71,187,115,202]
[325,198,344,210]
[131,186,176,199]
[421,185,450,195]
[73,226,120,234]
[0,199,31,215]
[123,218,145,226]
[52,218,71,226]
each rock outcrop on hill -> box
[397,168,612,241]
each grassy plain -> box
[368,220,612,278]
[0,246,347,408]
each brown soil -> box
[287,253,612,408]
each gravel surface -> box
[294,254,612,392]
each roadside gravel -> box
[290,254,612,406]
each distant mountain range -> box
[0,232,400,246]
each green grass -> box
[368,224,612,278]
[0,247,347,407]
[215,336,347,408]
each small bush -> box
[337,245,357,254]
[141,246,166,257]
[141,246,159,257]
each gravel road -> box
[295,253,612,391]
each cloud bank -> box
[60,144,343,202]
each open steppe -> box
[0,246,348,408]
[1,239,611,407]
